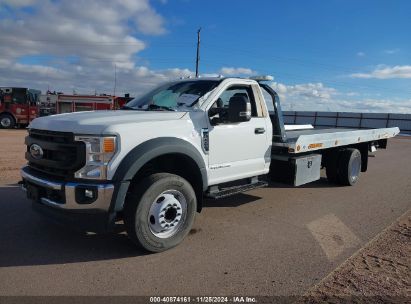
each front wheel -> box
[124,173,197,252]
[0,114,15,129]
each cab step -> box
[205,178,268,199]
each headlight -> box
[74,136,117,180]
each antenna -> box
[195,28,201,78]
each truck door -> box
[28,91,38,122]
[206,84,270,185]
[11,88,28,124]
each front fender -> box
[110,137,207,212]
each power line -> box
[199,56,411,95]
[2,38,410,95]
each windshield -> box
[124,80,220,111]
[28,89,41,102]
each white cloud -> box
[287,83,337,99]
[267,81,411,113]
[0,0,173,95]
[356,52,365,57]
[135,9,166,35]
[281,94,411,113]
[270,82,287,95]
[219,67,256,76]
[0,1,409,113]
[270,82,337,102]
[0,55,196,96]
[0,0,35,7]
[383,49,400,54]
[0,0,164,63]
[350,65,411,79]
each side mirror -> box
[208,107,220,117]
[228,96,251,122]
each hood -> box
[29,110,187,134]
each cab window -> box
[12,89,27,105]
[261,87,275,112]
[209,85,257,124]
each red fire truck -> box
[0,87,40,129]
[56,94,132,114]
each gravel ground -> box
[0,129,27,185]
[299,209,411,304]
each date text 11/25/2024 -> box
[149,296,257,303]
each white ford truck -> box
[21,76,400,252]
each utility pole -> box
[195,28,201,78]
[113,63,117,97]
[47,66,50,93]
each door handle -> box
[255,127,265,134]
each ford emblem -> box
[30,144,44,160]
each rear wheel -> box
[337,148,362,186]
[124,173,197,252]
[0,114,15,129]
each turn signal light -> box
[103,137,115,153]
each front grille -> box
[28,129,73,144]
[25,129,86,179]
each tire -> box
[124,173,197,252]
[0,114,15,129]
[337,148,362,186]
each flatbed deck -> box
[272,127,400,153]
[286,128,355,142]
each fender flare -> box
[110,137,207,212]
[0,111,17,122]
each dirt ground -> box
[299,209,411,304]
[0,129,27,185]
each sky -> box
[0,0,410,113]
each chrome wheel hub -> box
[1,117,11,128]
[148,190,187,238]
[350,154,361,181]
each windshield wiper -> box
[146,104,176,111]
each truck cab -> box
[0,87,40,128]
[20,77,399,252]
[199,77,273,184]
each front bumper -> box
[21,166,116,232]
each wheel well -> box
[130,153,204,212]
[0,112,16,120]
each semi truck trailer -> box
[20,76,400,252]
